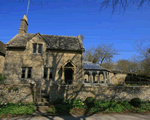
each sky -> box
[0,0,150,63]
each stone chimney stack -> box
[18,15,28,34]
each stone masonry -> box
[0,55,5,74]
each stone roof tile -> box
[7,33,83,51]
[84,61,109,71]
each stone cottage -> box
[4,15,85,87]
[3,15,111,85]
[0,41,6,74]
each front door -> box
[65,68,73,84]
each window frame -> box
[38,44,43,53]
[21,67,26,78]
[21,67,32,79]
[32,44,43,54]
[43,67,53,80]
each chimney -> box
[18,15,28,34]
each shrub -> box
[130,98,141,108]
[0,102,35,117]
[114,83,118,86]
[55,104,72,113]
[120,100,134,110]
[72,98,87,109]
[84,97,96,108]
[54,98,64,104]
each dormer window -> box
[32,44,43,53]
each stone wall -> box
[0,83,150,103]
[0,55,5,74]
[110,73,127,85]
[49,84,150,102]
[0,84,35,103]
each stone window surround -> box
[43,67,53,80]
[21,67,32,79]
[61,60,76,85]
[32,43,43,54]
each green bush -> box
[55,104,72,113]
[140,102,150,110]
[54,98,64,104]
[84,97,96,108]
[0,102,35,117]
[72,98,87,109]
[114,83,118,86]
[130,98,141,108]
[94,100,111,110]
[120,100,134,110]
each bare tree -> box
[101,60,115,70]
[116,59,131,72]
[99,0,150,14]
[84,44,119,65]
[133,40,150,75]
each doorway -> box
[65,68,73,84]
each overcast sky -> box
[0,0,150,62]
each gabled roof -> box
[6,33,84,51]
[0,41,6,55]
[84,61,109,71]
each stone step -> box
[37,106,51,112]
[37,102,50,106]
[42,98,49,103]
[41,93,49,97]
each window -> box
[43,68,48,79]
[21,67,32,78]
[21,67,26,78]
[43,68,53,79]
[38,44,42,53]
[32,44,43,53]
[27,67,32,78]
[49,69,53,79]
[33,44,37,53]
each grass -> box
[0,102,35,118]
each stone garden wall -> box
[49,84,150,102]
[0,83,150,104]
[0,84,35,103]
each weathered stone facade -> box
[0,41,6,75]
[0,84,35,103]
[4,33,84,87]
[0,54,5,74]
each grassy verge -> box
[0,102,35,118]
